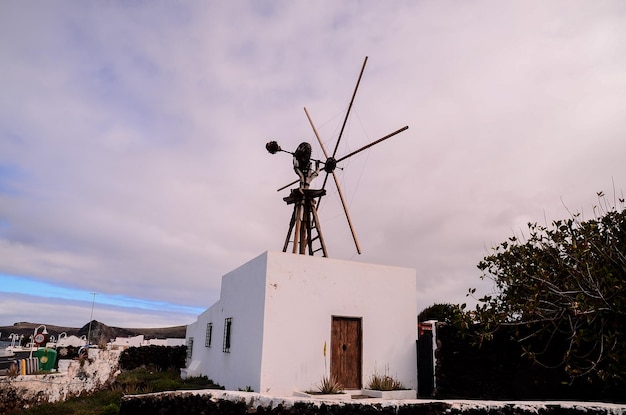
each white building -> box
[110,335,144,349]
[56,334,87,348]
[108,335,186,349]
[183,250,417,396]
[143,338,186,347]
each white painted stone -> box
[362,389,417,399]
[292,391,352,400]
[0,349,121,404]
[184,251,417,396]
[122,389,626,413]
[57,359,71,373]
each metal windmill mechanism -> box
[266,56,409,257]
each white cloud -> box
[1,1,626,326]
[0,292,196,329]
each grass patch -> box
[10,390,124,415]
[113,367,221,394]
[367,367,406,391]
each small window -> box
[186,337,194,359]
[223,317,232,353]
[205,323,213,347]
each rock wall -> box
[0,349,121,413]
[120,390,626,415]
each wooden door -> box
[330,317,362,389]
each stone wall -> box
[120,390,626,415]
[0,349,121,413]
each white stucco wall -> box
[184,251,417,396]
[184,252,268,391]
[260,251,417,394]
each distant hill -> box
[0,320,186,345]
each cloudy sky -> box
[1,2,625,329]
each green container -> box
[34,348,58,372]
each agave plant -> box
[313,341,343,394]
[317,374,343,394]
[367,366,405,391]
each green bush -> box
[118,345,187,371]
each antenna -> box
[266,57,409,257]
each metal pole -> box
[87,292,97,346]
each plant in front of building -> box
[317,374,343,394]
[306,341,343,394]
[367,365,406,391]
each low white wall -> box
[0,349,121,404]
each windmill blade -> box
[332,56,368,158]
[336,126,409,164]
[305,107,362,254]
[304,106,332,207]
[330,170,362,254]
[318,56,369,194]
[304,107,330,159]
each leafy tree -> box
[470,192,626,385]
[418,303,465,325]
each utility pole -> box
[86,292,98,346]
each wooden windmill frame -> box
[266,57,408,257]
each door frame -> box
[330,315,363,390]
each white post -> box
[29,325,48,358]
[425,320,438,391]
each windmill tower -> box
[267,56,408,257]
[184,58,418,396]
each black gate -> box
[417,326,434,397]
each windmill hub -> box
[323,157,337,173]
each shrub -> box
[119,345,186,371]
[367,367,405,391]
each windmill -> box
[266,56,408,257]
